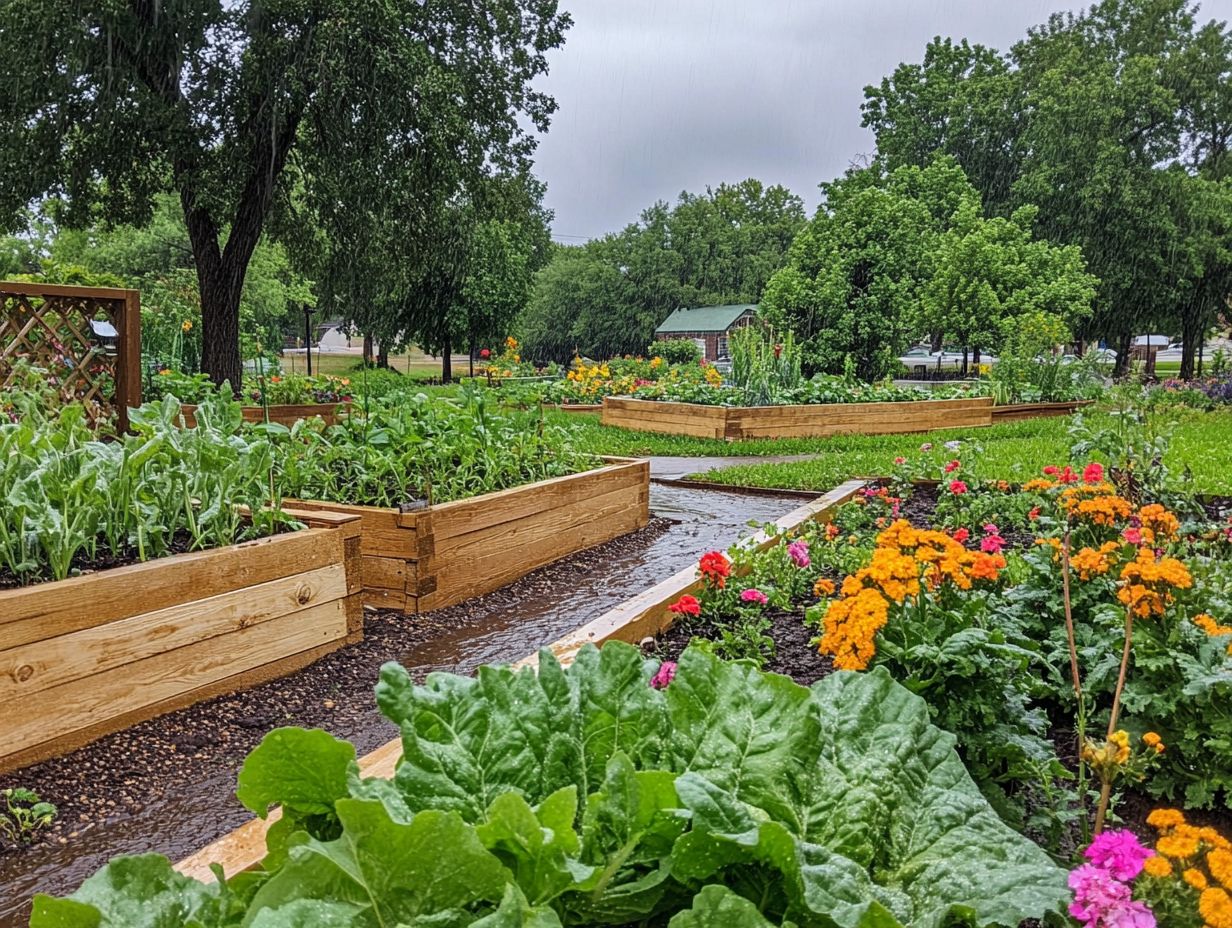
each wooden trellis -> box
[0,282,141,431]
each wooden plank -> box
[418,483,648,611]
[117,291,141,432]
[0,281,137,300]
[0,600,350,765]
[0,564,347,700]
[2,630,359,776]
[428,460,647,543]
[284,500,419,558]
[0,528,345,650]
[364,555,409,590]
[174,478,864,881]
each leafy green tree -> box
[0,1,570,387]
[761,159,975,380]
[922,202,1097,370]
[520,180,805,362]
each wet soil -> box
[0,482,805,926]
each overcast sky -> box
[533,0,1232,242]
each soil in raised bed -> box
[0,531,200,590]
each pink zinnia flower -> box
[1123,527,1143,545]
[1084,462,1105,484]
[787,539,810,568]
[893,456,906,465]
[1084,830,1154,882]
[944,459,961,474]
[1068,864,1155,927]
[649,661,677,689]
[981,534,1005,554]
[949,480,968,495]
[740,588,768,605]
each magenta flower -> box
[1123,527,1143,545]
[787,539,810,568]
[740,588,768,605]
[1084,830,1154,882]
[649,661,677,690]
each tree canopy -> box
[519,179,806,362]
[0,0,570,386]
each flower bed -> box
[602,394,997,440]
[0,507,363,773]
[287,457,650,611]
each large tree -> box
[0,1,570,388]
[519,179,806,362]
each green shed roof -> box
[654,304,757,334]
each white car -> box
[898,345,995,372]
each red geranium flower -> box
[944,459,961,474]
[1028,507,1041,521]
[1043,465,1059,476]
[668,595,701,616]
[949,480,968,495]
[953,527,970,543]
[480,348,491,359]
[1058,466,1078,484]
[1083,462,1104,484]
[698,551,731,589]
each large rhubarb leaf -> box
[376,643,669,820]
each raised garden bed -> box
[179,401,349,427]
[990,399,1094,422]
[284,456,651,612]
[602,395,996,440]
[541,402,602,413]
[0,510,363,773]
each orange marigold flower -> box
[1143,855,1173,879]
[1158,832,1202,860]
[1070,541,1121,580]
[813,577,836,597]
[1210,848,1232,887]
[1184,867,1208,889]
[1138,503,1181,542]
[1148,808,1187,830]
[1117,548,1193,617]
[1143,731,1165,754]
[1199,887,1232,928]
[818,587,889,671]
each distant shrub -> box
[648,338,701,365]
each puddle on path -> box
[0,478,800,926]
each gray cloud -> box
[533,0,1232,241]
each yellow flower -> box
[1143,855,1173,878]
[1158,832,1202,860]
[181,319,193,332]
[505,336,518,350]
[158,368,172,376]
[1199,887,1232,928]
[813,577,835,597]
[1184,867,1209,889]
[1210,848,1232,887]
[1147,808,1186,830]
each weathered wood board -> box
[0,510,363,772]
[179,402,349,428]
[601,396,996,440]
[287,457,651,612]
[990,400,1092,422]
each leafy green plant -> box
[647,338,701,365]
[728,326,802,405]
[267,385,599,507]
[32,644,1069,927]
[0,787,56,846]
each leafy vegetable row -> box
[33,644,1069,927]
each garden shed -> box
[654,303,757,362]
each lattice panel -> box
[0,288,130,427]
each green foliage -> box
[989,312,1109,404]
[761,159,969,380]
[0,787,57,846]
[33,644,1069,927]
[520,180,806,362]
[0,382,293,584]
[727,327,802,406]
[648,338,702,365]
[266,387,598,507]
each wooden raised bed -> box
[285,457,651,612]
[602,396,995,440]
[991,400,1093,422]
[542,403,603,413]
[175,478,866,881]
[0,510,364,774]
[180,401,349,428]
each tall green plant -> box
[728,327,802,406]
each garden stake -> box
[1059,528,1090,843]
[1092,607,1136,835]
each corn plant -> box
[729,326,803,405]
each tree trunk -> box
[1180,295,1203,381]
[442,335,452,383]
[377,345,389,369]
[363,334,374,367]
[469,336,475,378]
[930,331,944,352]
[1113,333,1133,377]
[973,346,981,370]
[197,262,246,393]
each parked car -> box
[898,345,996,372]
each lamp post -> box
[303,304,315,376]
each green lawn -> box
[674,408,1232,495]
